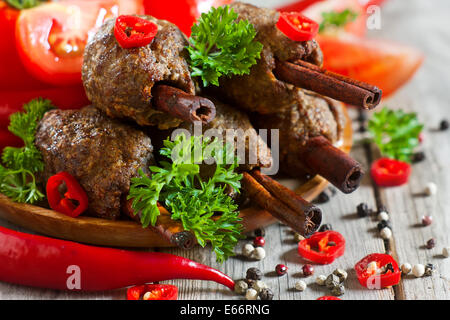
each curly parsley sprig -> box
[128,133,244,263]
[319,9,358,33]
[5,0,44,10]
[368,107,424,162]
[0,98,53,203]
[186,5,263,87]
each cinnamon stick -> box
[153,85,216,124]
[242,172,321,236]
[300,136,364,194]
[274,59,382,110]
[122,198,196,250]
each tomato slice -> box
[298,231,345,264]
[318,34,424,97]
[355,253,401,289]
[276,12,319,42]
[127,284,178,300]
[371,158,411,187]
[143,0,232,36]
[15,0,144,86]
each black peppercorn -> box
[259,288,274,300]
[426,238,436,249]
[377,219,392,231]
[318,224,332,232]
[246,267,263,281]
[357,111,367,122]
[254,228,265,238]
[357,203,370,217]
[412,151,426,163]
[424,263,435,276]
[316,191,330,204]
[358,125,367,133]
[440,119,449,131]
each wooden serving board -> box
[0,107,352,248]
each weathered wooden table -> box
[1,0,449,300]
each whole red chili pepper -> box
[46,172,89,218]
[0,225,235,291]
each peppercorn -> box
[315,275,327,286]
[275,264,288,276]
[259,288,274,300]
[318,223,332,232]
[242,243,255,257]
[377,219,392,231]
[383,263,395,274]
[333,269,348,282]
[245,288,258,300]
[331,284,345,296]
[294,280,307,291]
[253,236,265,247]
[412,264,425,277]
[377,211,389,221]
[325,274,340,289]
[357,111,367,122]
[412,151,426,163]
[422,215,433,226]
[401,263,412,275]
[357,202,370,217]
[252,280,267,293]
[380,227,392,240]
[234,280,248,295]
[254,228,265,237]
[424,182,438,196]
[358,125,367,133]
[246,267,263,281]
[302,264,314,277]
[316,191,330,204]
[440,119,449,131]
[294,233,305,242]
[426,238,436,249]
[424,263,435,277]
[251,247,266,260]
[443,247,450,258]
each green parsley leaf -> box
[0,98,53,203]
[186,5,263,87]
[319,9,358,33]
[128,133,244,262]
[368,107,424,162]
[5,0,43,10]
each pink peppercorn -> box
[302,264,314,277]
[254,236,266,247]
[275,264,288,276]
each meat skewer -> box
[82,15,216,129]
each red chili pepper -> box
[298,231,345,264]
[114,15,158,49]
[317,296,341,300]
[276,12,319,42]
[46,172,89,218]
[354,253,401,289]
[0,225,235,291]
[127,284,178,300]
[371,158,411,187]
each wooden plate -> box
[0,107,353,248]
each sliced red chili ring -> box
[371,158,411,187]
[46,171,88,218]
[354,253,401,289]
[317,296,341,300]
[114,15,158,49]
[276,12,319,42]
[127,284,178,300]
[298,231,345,265]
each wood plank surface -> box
[0,0,449,300]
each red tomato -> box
[318,34,424,97]
[371,158,411,187]
[143,0,232,36]
[298,231,345,265]
[355,253,401,289]
[127,284,178,300]
[15,0,144,86]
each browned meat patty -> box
[35,106,154,220]
[211,2,324,114]
[82,15,195,130]
[151,97,272,172]
[254,90,346,179]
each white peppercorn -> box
[251,247,266,260]
[242,243,255,257]
[245,288,258,300]
[252,280,267,293]
[333,268,348,282]
[443,247,450,258]
[294,280,307,292]
[377,211,389,221]
[412,264,425,277]
[315,275,327,286]
[325,274,340,289]
[380,227,392,240]
[424,182,437,196]
[401,263,412,275]
[234,280,248,295]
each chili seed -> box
[377,219,392,231]
[254,228,265,237]
[246,267,263,281]
[357,202,370,217]
[333,268,348,282]
[412,264,425,277]
[259,288,274,300]
[294,233,305,242]
[294,280,307,292]
[316,191,330,204]
[315,275,327,286]
[325,274,340,289]
[421,215,433,226]
[426,238,436,249]
[412,151,426,163]
[440,119,449,131]
[234,280,248,295]
[251,247,266,260]
[331,284,345,296]
[242,243,255,257]
[380,227,392,240]
[302,264,314,277]
[401,263,412,275]
[318,223,332,232]
[443,247,450,258]
[424,182,437,196]
[253,236,265,247]
[424,263,435,277]
[245,288,258,300]
[275,264,288,276]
